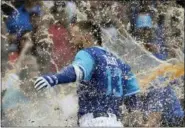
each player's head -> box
[70,20,102,49]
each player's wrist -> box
[43,75,58,87]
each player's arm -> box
[34,50,95,91]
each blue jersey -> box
[6,5,41,38]
[6,5,33,37]
[72,46,140,117]
[144,84,184,125]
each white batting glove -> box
[34,75,58,91]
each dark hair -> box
[75,21,102,46]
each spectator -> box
[3,0,54,74]
[129,1,168,60]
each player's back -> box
[74,46,140,118]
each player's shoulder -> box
[75,48,95,60]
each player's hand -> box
[34,77,51,91]
[34,75,58,91]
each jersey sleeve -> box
[123,69,140,97]
[72,50,95,81]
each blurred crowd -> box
[1,0,184,127]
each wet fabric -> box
[74,46,140,118]
[79,113,123,127]
[6,5,33,37]
[42,65,76,87]
[5,5,41,38]
[144,85,184,125]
